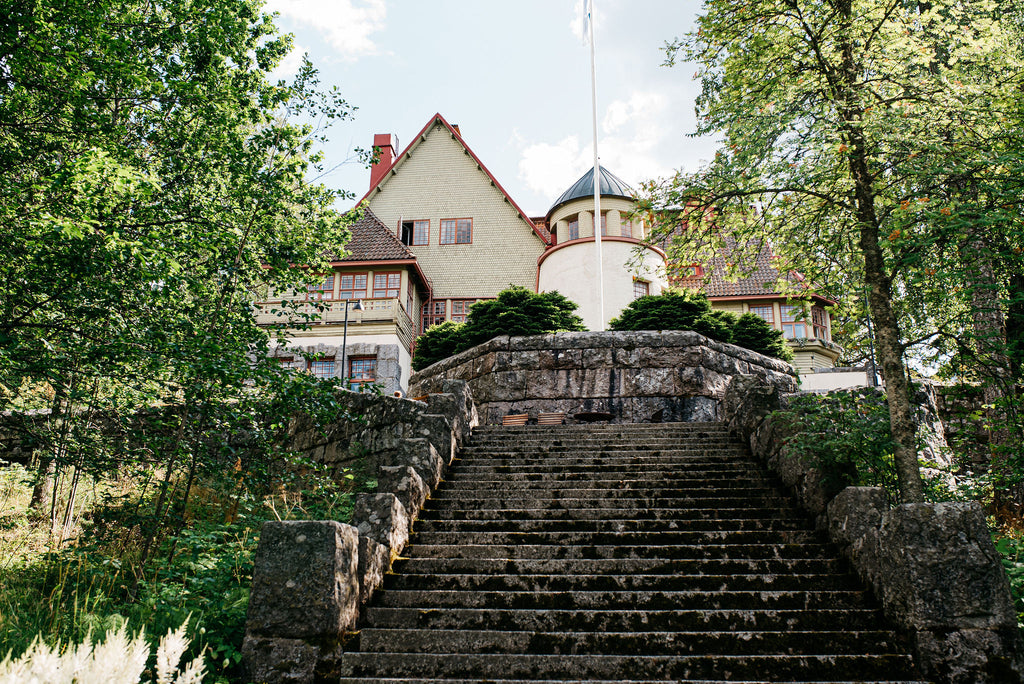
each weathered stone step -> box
[336,652,919,681]
[390,556,844,577]
[337,679,927,684]
[419,506,804,522]
[361,606,888,633]
[373,589,871,611]
[409,529,821,548]
[461,445,747,456]
[384,572,859,594]
[426,494,798,510]
[413,517,810,534]
[440,475,778,490]
[355,627,904,656]
[471,422,727,433]
[452,457,759,471]
[403,543,839,561]
[428,487,786,503]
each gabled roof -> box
[359,113,549,244]
[548,166,633,219]
[336,208,415,262]
[331,208,432,296]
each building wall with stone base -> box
[271,341,407,395]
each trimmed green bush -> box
[732,312,793,361]
[412,321,466,371]
[411,287,586,371]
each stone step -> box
[425,494,799,510]
[403,543,840,561]
[390,557,845,577]
[428,487,787,502]
[384,572,860,594]
[355,627,905,656]
[336,652,920,681]
[412,518,811,534]
[408,529,822,548]
[439,476,779,490]
[372,588,872,611]
[461,445,747,455]
[361,606,888,633]
[418,506,805,522]
[337,678,927,684]
[451,457,760,471]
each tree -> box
[644,0,1024,502]
[609,290,735,343]
[732,313,793,362]
[412,321,466,371]
[0,0,356,558]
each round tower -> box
[537,166,668,330]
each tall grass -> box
[0,457,370,683]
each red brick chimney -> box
[370,133,398,190]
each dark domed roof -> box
[548,166,633,218]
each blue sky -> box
[265,0,715,216]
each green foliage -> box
[995,534,1024,630]
[609,291,796,360]
[733,313,793,362]
[774,391,899,499]
[411,287,586,371]
[411,321,466,372]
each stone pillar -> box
[241,521,360,683]
[556,219,569,244]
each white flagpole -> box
[587,0,605,331]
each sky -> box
[264,0,717,217]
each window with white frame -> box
[633,280,650,300]
[338,273,367,300]
[781,305,809,338]
[373,272,400,298]
[307,274,334,300]
[349,357,377,389]
[440,218,472,244]
[307,357,335,379]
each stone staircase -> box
[337,422,927,683]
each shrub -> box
[732,312,793,361]
[609,290,714,333]
[411,287,585,371]
[411,321,465,371]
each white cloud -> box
[269,45,307,82]
[265,0,387,60]
[516,90,678,203]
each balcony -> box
[254,297,415,349]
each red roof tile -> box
[335,208,415,262]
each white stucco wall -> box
[538,238,667,331]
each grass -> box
[0,456,373,683]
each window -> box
[307,357,335,379]
[421,300,447,333]
[781,305,809,338]
[373,272,401,298]
[440,218,472,244]
[349,357,377,389]
[749,305,774,325]
[568,219,579,241]
[633,280,650,300]
[600,213,608,236]
[400,220,429,246]
[275,356,294,365]
[812,305,830,340]
[451,299,475,323]
[338,273,367,300]
[621,219,632,238]
[307,274,334,300]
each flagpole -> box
[587,0,605,331]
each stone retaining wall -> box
[410,331,798,424]
[723,374,1024,684]
[242,380,479,683]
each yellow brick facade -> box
[365,121,546,300]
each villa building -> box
[258,112,845,392]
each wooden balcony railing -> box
[254,297,415,349]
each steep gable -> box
[362,114,548,300]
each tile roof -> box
[334,208,415,262]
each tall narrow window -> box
[633,280,650,300]
[349,357,377,390]
[568,219,579,241]
[373,272,400,298]
[440,218,472,244]
[621,219,632,238]
[400,220,429,246]
[600,213,608,236]
[812,305,830,340]
[307,275,334,300]
[338,273,367,300]
[781,305,808,338]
